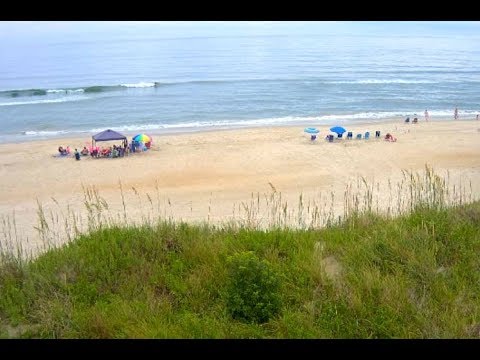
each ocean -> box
[1,21,479,143]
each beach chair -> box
[347,132,353,140]
[337,133,343,139]
[375,130,381,138]
[356,134,362,140]
[364,132,370,140]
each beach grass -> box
[1,166,479,338]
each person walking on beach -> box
[454,107,459,120]
[424,109,429,122]
[476,114,479,121]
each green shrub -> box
[225,251,281,323]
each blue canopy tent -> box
[92,129,128,148]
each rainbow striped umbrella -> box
[132,134,152,143]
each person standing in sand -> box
[424,109,429,122]
[454,107,459,120]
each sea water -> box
[0,21,479,143]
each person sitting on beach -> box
[58,146,67,155]
[384,133,397,142]
[81,147,89,156]
[74,148,81,161]
[405,117,410,123]
[413,117,418,124]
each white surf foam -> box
[120,82,156,88]
[0,96,89,107]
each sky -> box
[1,21,479,44]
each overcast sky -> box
[1,21,479,44]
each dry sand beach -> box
[1,118,479,256]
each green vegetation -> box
[226,252,281,323]
[0,166,479,338]
[1,201,479,338]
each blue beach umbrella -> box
[330,126,346,135]
[304,127,319,134]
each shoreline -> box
[1,116,477,146]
